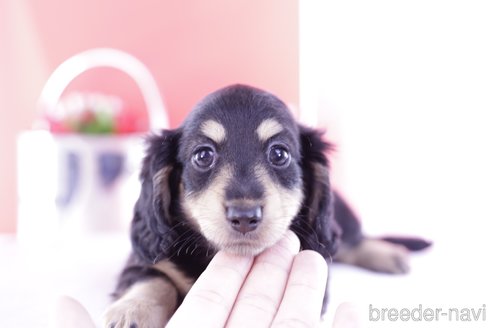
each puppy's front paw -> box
[104,298,169,328]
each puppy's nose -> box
[226,205,262,234]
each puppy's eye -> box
[268,145,291,167]
[192,146,216,170]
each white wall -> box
[300,1,492,242]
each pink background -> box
[0,0,298,233]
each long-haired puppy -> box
[104,84,430,327]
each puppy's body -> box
[105,85,429,327]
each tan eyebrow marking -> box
[200,120,226,143]
[256,118,284,141]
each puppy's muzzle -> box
[226,205,262,234]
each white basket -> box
[17,48,169,246]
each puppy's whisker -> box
[152,255,161,265]
[190,243,199,255]
[185,235,206,255]
[150,227,195,264]
[178,235,202,256]
[156,225,197,259]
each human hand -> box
[166,230,328,328]
[50,231,363,327]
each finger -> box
[226,231,300,327]
[332,302,364,328]
[49,295,96,328]
[166,252,253,328]
[270,250,328,328]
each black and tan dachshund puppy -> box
[105,85,430,327]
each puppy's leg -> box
[104,275,178,328]
[332,193,409,274]
[335,238,410,274]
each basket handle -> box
[38,48,169,132]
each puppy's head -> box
[178,85,303,255]
[133,85,337,261]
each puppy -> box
[104,84,430,327]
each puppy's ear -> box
[131,129,182,263]
[294,125,341,257]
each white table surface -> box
[1,231,490,328]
